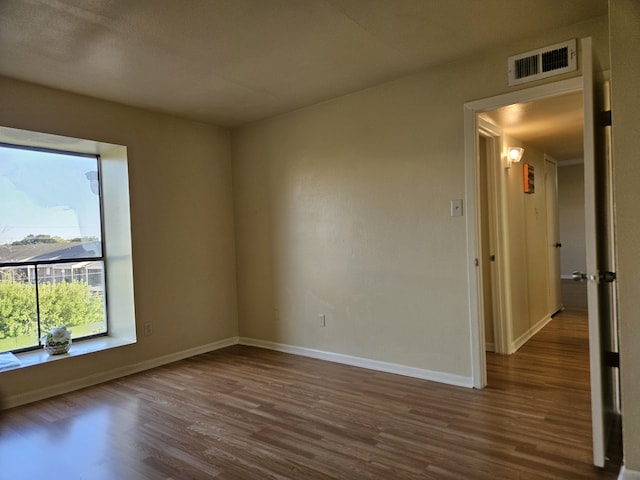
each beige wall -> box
[1,6,632,469]
[479,132,555,353]
[232,17,609,379]
[0,76,238,399]
[487,133,558,352]
[522,150,551,328]
[558,163,587,276]
[610,0,640,471]
[233,87,472,374]
[503,141,553,348]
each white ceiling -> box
[0,0,606,130]
[481,92,585,161]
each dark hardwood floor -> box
[0,310,621,479]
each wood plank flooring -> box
[0,310,621,479]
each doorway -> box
[465,76,586,386]
[464,39,620,468]
[477,93,582,356]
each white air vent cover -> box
[508,39,577,86]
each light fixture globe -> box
[508,147,525,163]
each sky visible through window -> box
[0,145,102,245]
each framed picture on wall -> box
[523,163,535,193]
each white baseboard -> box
[619,466,640,480]
[239,337,474,388]
[6,335,476,408]
[4,336,239,409]
[511,314,553,353]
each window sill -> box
[1,337,136,372]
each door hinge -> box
[604,351,620,368]
[600,271,616,283]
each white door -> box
[581,37,618,468]
[544,157,562,315]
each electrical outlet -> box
[319,314,326,327]
[143,322,153,336]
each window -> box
[0,144,107,353]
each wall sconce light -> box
[507,146,524,164]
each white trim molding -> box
[239,337,474,388]
[4,337,239,409]
[511,314,553,353]
[5,336,476,408]
[619,466,640,480]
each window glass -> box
[0,145,102,261]
[0,145,107,353]
[0,266,37,352]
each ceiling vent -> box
[508,39,577,86]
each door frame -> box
[477,118,510,355]
[544,155,562,316]
[464,76,584,389]
[465,39,615,468]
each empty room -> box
[1,1,639,479]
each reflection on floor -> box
[0,310,621,479]
[487,309,622,472]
